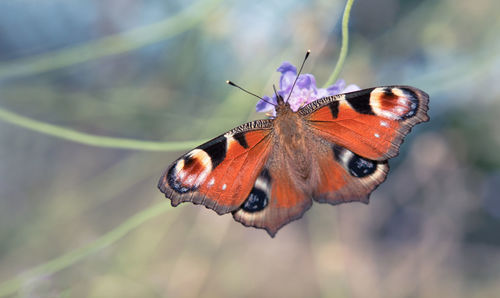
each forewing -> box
[300,86,429,160]
[158,120,273,215]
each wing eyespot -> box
[167,161,198,193]
[369,87,421,121]
[347,155,376,177]
[241,188,269,212]
[239,168,272,213]
[332,144,380,178]
[166,149,213,194]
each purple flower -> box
[256,62,360,115]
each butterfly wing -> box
[300,86,429,160]
[232,162,312,237]
[158,119,274,214]
[299,86,428,205]
[313,143,389,205]
[232,139,389,236]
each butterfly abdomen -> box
[271,111,314,180]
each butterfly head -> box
[274,93,294,117]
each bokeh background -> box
[1,0,499,297]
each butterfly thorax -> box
[272,101,312,180]
[273,102,303,144]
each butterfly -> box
[158,59,429,237]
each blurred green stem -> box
[0,202,172,297]
[0,106,206,151]
[0,0,222,81]
[323,0,355,87]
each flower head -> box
[256,62,360,115]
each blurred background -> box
[1,0,499,297]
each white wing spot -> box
[224,133,235,150]
[339,150,354,166]
[222,184,227,190]
[374,133,380,138]
[208,177,215,187]
[380,120,389,127]
[379,110,399,120]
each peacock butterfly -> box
[158,53,429,237]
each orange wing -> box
[300,86,429,160]
[231,141,390,237]
[158,120,273,215]
[232,164,312,237]
[312,143,389,205]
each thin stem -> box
[0,106,205,151]
[0,202,172,297]
[323,0,355,87]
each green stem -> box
[0,106,206,151]
[0,0,222,81]
[0,202,172,297]
[323,0,355,87]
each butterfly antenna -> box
[273,84,284,104]
[226,80,276,106]
[285,49,311,103]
